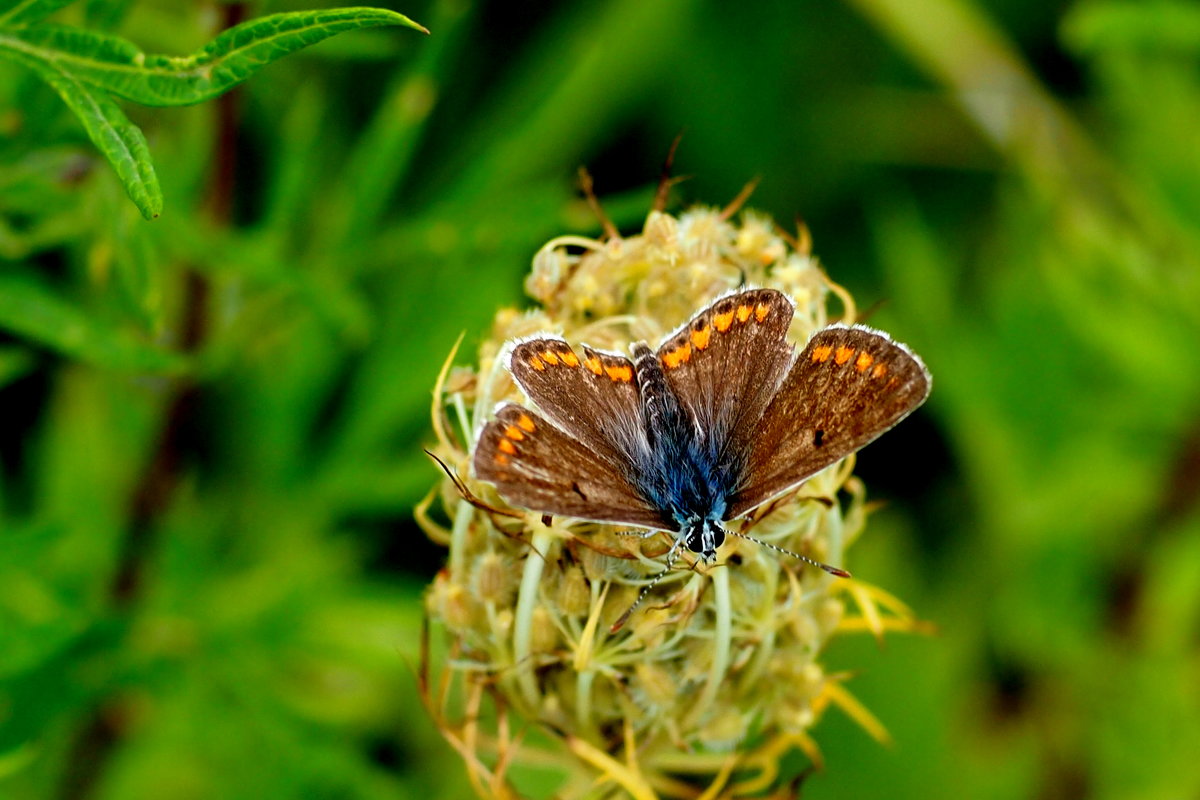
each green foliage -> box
[0,272,184,370]
[3,11,427,107]
[2,0,1199,798]
[4,42,162,216]
[0,3,425,217]
[0,1,81,27]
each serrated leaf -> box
[0,274,186,372]
[0,41,161,217]
[0,8,427,107]
[0,0,78,26]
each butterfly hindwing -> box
[656,288,796,458]
[508,338,650,469]
[725,325,930,518]
[473,403,668,529]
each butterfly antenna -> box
[610,538,685,633]
[727,529,851,578]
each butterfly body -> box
[473,288,930,576]
[628,342,731,559]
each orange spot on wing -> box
[561,350,579,367]
[736,304,752,323]
[504,425,525,441]
[528,356,545,371]
[583,355,603,375]
[691,325,712,350]
[872,363,888,378]
[517,413,536,432]
[755,302,771,322]
[811,345,833,363]
[494,453,510,466]
[835,346,855,365]
[541,350,559,365]
[498,438,516,454]
[714,310,735,332]
[605,364,633,382]
[855,352,874,372]
[662,343,692,369]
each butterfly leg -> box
[610,535,687,632]
[614,528,664,539]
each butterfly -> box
[472,288,930,627]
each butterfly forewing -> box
[473,403,668,529]
[508,338,650,469]
[657,288,796,457]
[725,325,930,519]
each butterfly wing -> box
[508,338,651,470]
[473,403,669,529]
[725,325,930,519]
[656,288,796,458]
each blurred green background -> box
[3,0,1199,798]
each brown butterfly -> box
[473,288,930,627]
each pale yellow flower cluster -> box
[419,205,921,800]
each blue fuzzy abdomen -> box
[635,413,732,525]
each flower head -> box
[420,203,924,798]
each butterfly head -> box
[680,516,726,563]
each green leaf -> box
[0,9,427,107]
[0,741,38,781]
[0,0,78,26]
[0,273,186,372]
[1063,0,1200,54]
[0,345,36,387]
[0,42,161,217]
[83,0,132,30]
